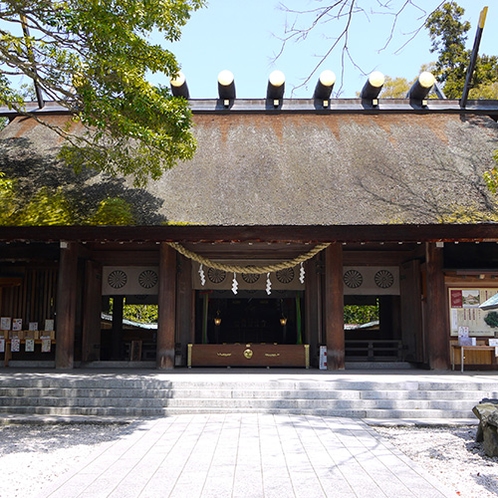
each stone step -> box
[0,404,475,419]
[0,386,495,401]
[0,405,166,417]
[2,376,496,392]
[0,394,481,410]
[0,387,175,398]
[0,373,494,419]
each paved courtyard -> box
[36,413,455,498]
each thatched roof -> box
[1,104,498,226]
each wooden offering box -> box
[188,343,309,368]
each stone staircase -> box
[0,370,497,420]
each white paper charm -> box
[232,273,238,294]
[299,262,305,284]
[198,264,206,286]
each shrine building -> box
[1,70,498,371]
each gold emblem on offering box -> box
[243,348,253,359]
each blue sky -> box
[159,1,497,98]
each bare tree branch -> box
[274,1,448,95]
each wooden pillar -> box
[425,243,449,369]
[175,255,193,366]
[55,242,78,369]
[81,260,102,363]
[111,295,124,360]
[305,257,321,368]
[379,296,393,340]
[400,260,424,363]
[324,244,345,370]
[157,243,177,369]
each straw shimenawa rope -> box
[166,242,331,274]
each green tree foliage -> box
[484,311,498,329]
[425,2,498,99]
[0,171,16,224]
[108,298,158,324]
[344,304,379,325]
[437,204,498,224]
[16,187,74,226]
[86,198,135,226]
[484,154,498,195]
[380,76,411,99]
[0,170,137,225]
[472,81,498,100]
[0,0,204,187]
[425,3,498,199]
[123,304,158,325]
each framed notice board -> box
[449,288,498,337]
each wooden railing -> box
[345,340,404,361]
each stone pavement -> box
[36,413,455,498]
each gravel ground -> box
[373,425,498,498]
[0,421,497,497]
[0,422,134,498]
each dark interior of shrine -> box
[195,291,303,345]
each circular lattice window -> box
[208,268,227,284]
[139,270,158,289]
[343,270,363,288]
[374,270,394,289]
[108,270,127,289]
[276,267,295,284]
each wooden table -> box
[451,344,498,373]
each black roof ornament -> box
[313,70,336,101]
[267,70,285,107]
[407,72,435,105]
[170,72,190,99]
[360,71,385,106]
[218,70,236,107]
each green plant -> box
[484,311,498,329]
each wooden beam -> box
[89,249,159,266]
[55,242,78,369]
[1,224,498,244]
[324,244,345,370]
[343,249,419,266]
[157,243,177,369]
